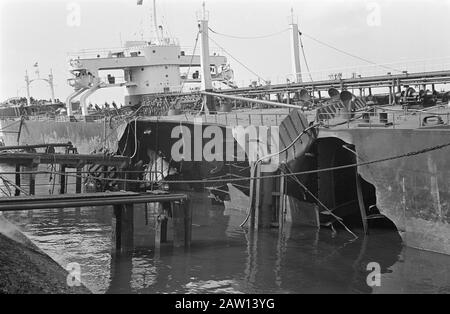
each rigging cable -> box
[180,30,200,93]
[208,27,289,40]
[282,164,358,239]
[300,31,402,73]
[298,33,314,82]
[208,35,268,84]
[239,123,320,227]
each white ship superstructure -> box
[65,1,235,118]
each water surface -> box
[2,166,450,293]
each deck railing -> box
[316,107,450,129]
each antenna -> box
[202,1,206,20]
[288,8,302,83]
[137,0,160,42]
[152,0,160,41]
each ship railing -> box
[67,38,181,60]
[179,46,223,57]
[316,108,450,129]
[174,110,292,126]
[67,46,126,59]
[272,56,450,83]
[0,115,119,123]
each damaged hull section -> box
[318,128,450,255]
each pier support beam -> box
[250,163,261,230]
[75,167,82,194]
[15,164,21,196]
[29,171,35,196]
[260,171,275,228]
[155,202,168,249]
[112,203,134,255]
[250,163,275,229]
[171,199,192,248]
[59,165,66,194]
[28,160,38,195]
[389,86,393,105]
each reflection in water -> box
[2,166,450,293]
[4,195,450,294]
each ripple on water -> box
[2,180,450,293]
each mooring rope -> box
[2,139,450,185]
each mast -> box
[49,68,55,104]
[137,0,160,42]
[289,8,302,83]
[25,70,31,106]
[152,0,160,42]
[198,2,215,113]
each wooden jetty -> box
[0,142,192,255]
[0,191,192,254]
[0,143,130,196]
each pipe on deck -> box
[200,91,303,110]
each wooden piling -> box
[171,199,192,248]
[259,171,274,228]
[112,203,134,254]
[75,167,82,194]
[389,86,393,105]
[251,163,262,230]
[15,164,21,196]
[392,80,396,104]
[28,172,35,195]
[29,160,38,196]
[155,203,168,249]
[59,164,66,194]
[184,198,192,249]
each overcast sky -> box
[1,0,449,104]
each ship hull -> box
[318,128,450,255]
[0,118,123,154]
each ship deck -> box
[318,105,450,131]
[137,108,292,127]
[133,104,450,132]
